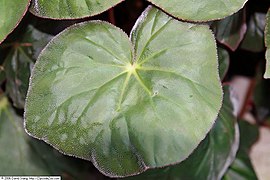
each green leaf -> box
[25,7,222,177]
[212,10,247,51]
[3,26,53,109]
[254,69,270,122]
[148,0,247,22]
[240,13,266,53]
[264,8,270,78]
[125,86,238,180]
[30,0,123,19]
[0,96,93,177]
[218,47,230,80]
[0,0,30,44]
[223,121,259,180]
[0,65,5,85]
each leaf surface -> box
[223,120,259,180]
[218,47,230,80]
[212,10,247,51]
[0,96,94,177]
[125,86,238,180]
[264,8,270,78]
[0,0,30,43]
[148,0,247,21]
[30,0,123,19]
[25,7,222,177]
[3,26,53,109]
[240,13,265,52]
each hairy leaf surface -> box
[0,0,30,43]
[148,0,247,21]
[125,86,238,180]
[0,96,94,177]
[25,7,222,177]
[30,0,123,19]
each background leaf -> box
[223,120,259,180]
[3,25,53,109]
[148,0,247,21]
[0,95,95,178]
[212,10,247,51]
[30,0,123,19]
[124,86,239,180]
[25,7,222,177]
[0,0,30,44]
[218,47,230,80]
[240,12,266,52]
[264,8,270,78]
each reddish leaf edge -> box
[0,0,31,45]
[24,6,223,178]
[28,0,124,20]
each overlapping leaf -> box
[148,0,247,21]
[25,7,222,177]
[29,0,247,21]
[223,120,259,180]
[2,26,53,108]
[264,8,270,78]
[30,0,123,19]
[240,13,266,53]
[0,96,93,177]
[125,86,238,180]
[0,0,30,44]
[212,10,247,51]
[218,47,230,80]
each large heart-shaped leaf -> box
[25,7,222,177]
[0,96,94,177]
[3,25,53,109]
[148,0,247,22]
[125,86,239,180]
[0,0,30,44]
[264,8,270,78]
[30,0,123,19]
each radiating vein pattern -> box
[25,7,222,177]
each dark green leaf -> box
[148,0,247,21]
[0,0,30,44]
[125,86,238,180]
[212,10,247,51]
[25,7,222,177]
[254,71,270,122]
[240,13,266,52]
[3,26,53,108]
[0,95,98,178]
[264,8,270,78]
[30,0,123,19]
[0,65,5,85]
[218,47,230,80]
[222,121,259,180]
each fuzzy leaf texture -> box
[30,0,123,19]
[24,7,223,177]
[125,86,239,180]
[30,0,247,21]
[0,0,30,43]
